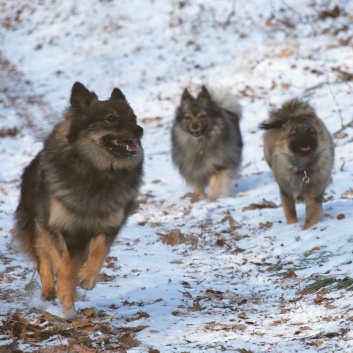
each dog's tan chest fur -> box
[48,197,124,233]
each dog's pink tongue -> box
[118,140,138,152]
[192,131,202,137]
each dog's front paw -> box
[78,269,99,290]
[303,221,317,230]
[79,277,98,290]
[207,192,219,202]
[62,306,77,319]
[41,289,57,301]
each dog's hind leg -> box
[36,223,77,316]
[192,184,205,200]
[78,234,113,290]
[14,222,56,300]
[208,170,231,200]
[34,224,56,301]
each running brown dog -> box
[260,98,334,229]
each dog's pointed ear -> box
[198,85,211,100]
[181,88,193,101]
[70,82,97,109]
[110,87,127,101]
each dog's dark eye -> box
[199,114,207,120]
[310,128,317,136]
[184,114,192,121]
[289,130,297,138]
[105,115,118,123]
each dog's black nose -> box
[191,123,200,131]
[134,125,143,138]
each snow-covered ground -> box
[1,1,353,352]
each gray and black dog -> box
[172,85,243,200]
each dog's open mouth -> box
[299,146,311,153]
[101,135,139,157]
[191,130,204,138]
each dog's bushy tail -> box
[259,120,287,130]
[208,88,242,119]
[260,98,317,130]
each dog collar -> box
[296,169,310,184]
[296,168,310,174]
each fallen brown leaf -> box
[259,221,273,230]
[205,289,224,300]
[283,270,298,279]
[190,302,203,311]
[237,312,247,319]
[171,310,182,316]
[299,288,316,295]
[222,214,242,230]
[161,229,186,246]
[148,348,161,353]
[319,5,340,20]
[119,332,141,349]
[337,213,345,220]
[126,311,150,322]
[242,199,278,212]
[300,326,312,331]
[80,307,97,318]
[316,340,324,348]
[0,127,19,138]
[341,188,353,199]
[332,67,353,81]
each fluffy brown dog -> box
[14,82,144,316]
[260,98,334,229]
